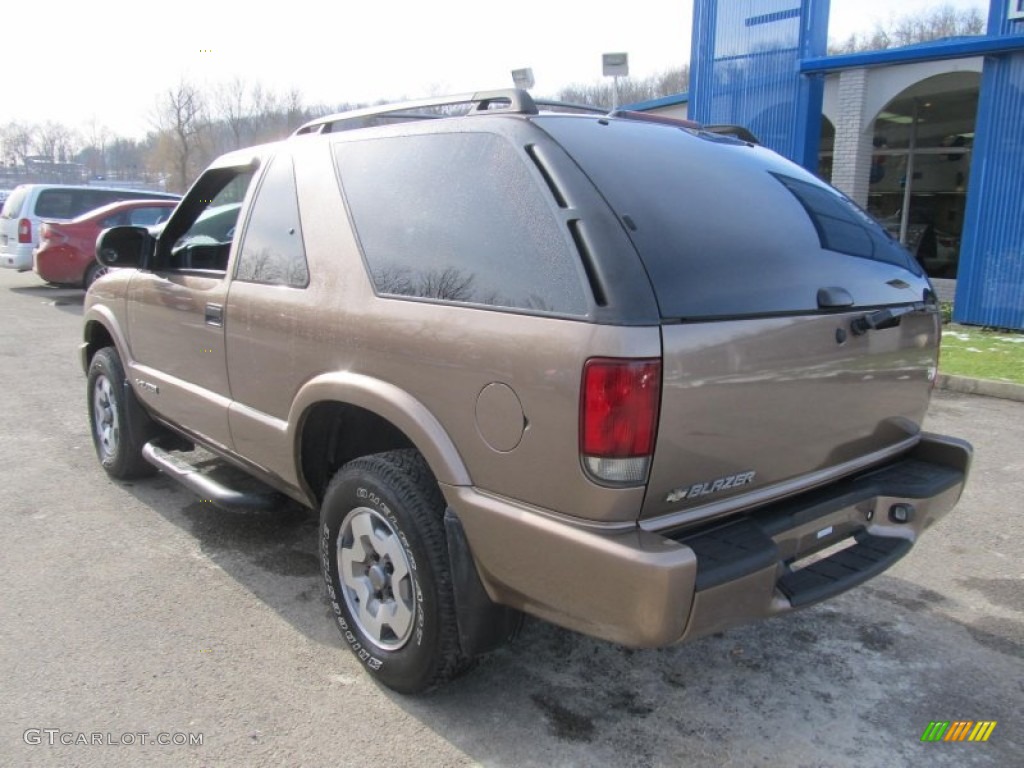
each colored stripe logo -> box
[921,721,997,742]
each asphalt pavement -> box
[0,268,1020,768]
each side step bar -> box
[141,441,283,511]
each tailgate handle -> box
[204,303,223,327]
[850,303,925,335]
[816,287,854,309]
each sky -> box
[4,0,988,140]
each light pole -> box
[602,52,629,110]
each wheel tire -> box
[83,261,109,290]
[87,347,159,480]
[320,449,471,693]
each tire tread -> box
[324,449,474,693]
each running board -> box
[141,441,283,511]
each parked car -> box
[34,199,178,288]
[82,89,971,694]
[0,184,179,271]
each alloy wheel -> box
[337,506,416,651]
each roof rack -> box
[292,89,608,136]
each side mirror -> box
[96,226,154,269]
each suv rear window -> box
[771,173,911,266]
[334,132,587,316]
[536,117,923,320]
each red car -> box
[34,198,178,288]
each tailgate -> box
[642,309,939,523]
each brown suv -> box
[82,90,972,693]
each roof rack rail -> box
[293,89,545,136]
[533,99,608,114]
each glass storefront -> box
[821,74,980,279]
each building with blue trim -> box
[626,1,1024,330]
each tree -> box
[554,66,690,109]
[214,76,251,151]
[107,137,147,181]
[36,121,79,163]
[283,88,307,133]
[153,79,208,192]
[830,4,985,54]
[80,119,112,178]
[0,121,37,167]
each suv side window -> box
[81,190,118,214]
[334,132,586,315]
[234,155,309,288]
[34,190,74,219]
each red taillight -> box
[581,358,661,484]
[17,218,31,244]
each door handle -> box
[816,287,854,309]
[205,303,223,327]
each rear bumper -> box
[445,433,971,648]
[1,244,33,271]
[34,246,84,284]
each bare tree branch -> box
[829,4,984,54]
[152,79,208,192]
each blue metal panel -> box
[955,6,1024,329]
[801,34,1024,74]
[689,0,829,169]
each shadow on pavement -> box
[9,284,85,315]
